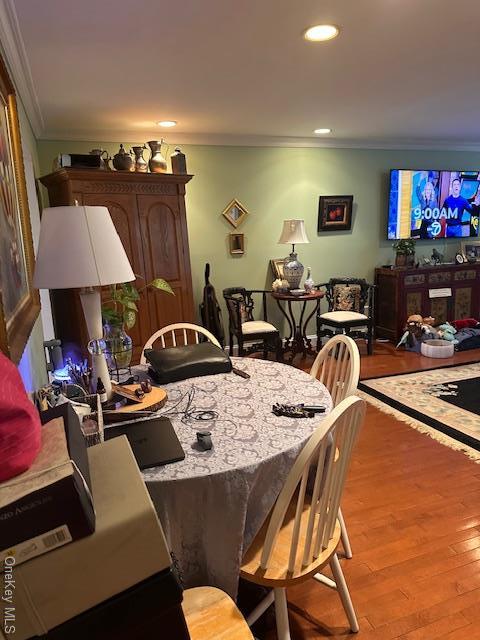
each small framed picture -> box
[461,240,480,262]
[270,258,285,279]
[318,195,353,232]
[229,233,245,255]
[222,198,249,228]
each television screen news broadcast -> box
[388,169,480,240]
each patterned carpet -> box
[359,363,480,462]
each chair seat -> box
[182,586,254,639]
[241,320,278,335]
[320,311,368,323]
[241,497,341,588]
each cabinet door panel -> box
[137,195,194,331]
[83,193,150,363]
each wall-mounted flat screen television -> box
[388,169,480,239]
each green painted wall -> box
[37,140,480,335]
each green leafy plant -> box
[393,238,416,255]
[102,278,174,330]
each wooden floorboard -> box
[257,343,480,639]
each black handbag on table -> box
[144,342,232,384]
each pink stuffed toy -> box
[0,351,41,482]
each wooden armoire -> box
[40,169,195,363]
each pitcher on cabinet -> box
[146,140,168,173]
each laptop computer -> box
[104,416,185,470]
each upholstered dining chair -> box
[241,396,366,639]
[316,277,375,355]
[310,334,360,560]
[223,287,283,360]
[139,322,221,364]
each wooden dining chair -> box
[310,334,360,559]
[241,396,365,640]
[140,322,221,364]
[182,586,254,639]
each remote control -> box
[233,367,250,379]
[300,405,326,413]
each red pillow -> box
[0,351,42,483]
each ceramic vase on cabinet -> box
[147,140,168,173]
[132,146,148,173]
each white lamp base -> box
[79,287,112,399]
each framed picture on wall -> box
[222,198,249,228]
[318,195,353,232]
[229,233,245,255]
[0,52,40,362]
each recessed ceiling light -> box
[304,24,339,42]
[314,128,332,135]
[157,120,177,127]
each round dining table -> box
[139,357,332,598]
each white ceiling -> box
[8,0,480,147]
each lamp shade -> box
[33,206,135,289]
[278,219,310,245]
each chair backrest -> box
[223,288,269,332]
[260,396,365,572]
[324,278,372,315]
[309,335,360,406]
[139,323,221,364]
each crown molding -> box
[0,0,44,137]
[38,128,480,152]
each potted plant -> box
[101,278,173,370]
[393,238,416,267]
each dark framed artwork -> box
[0,52,40,362]
[318,195,353,232]
[229,233,245,255]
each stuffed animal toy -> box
[397,314,424,349]
[437,322,457,342]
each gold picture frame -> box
[270,258,285,279]
[222,198,249,228]
[229,233,244,255]
[0,53,40,363]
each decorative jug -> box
[146,140,168,173]
[132,146,148,173]
[171,147,187,175]
[112,144,134,171]
[89,148,111,170]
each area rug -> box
[358,363,480,462]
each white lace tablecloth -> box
[139,357,332,597]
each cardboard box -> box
[0,404,95,566]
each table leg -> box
[275,299,294,349]
[303,300,320,354]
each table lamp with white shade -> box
[33,205,135,398]
[278,219,310,289]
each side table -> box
[271,290,324,362]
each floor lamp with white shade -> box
[33,205,135,398]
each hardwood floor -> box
[260,342,480,639]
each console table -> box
[375,263,480,341]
